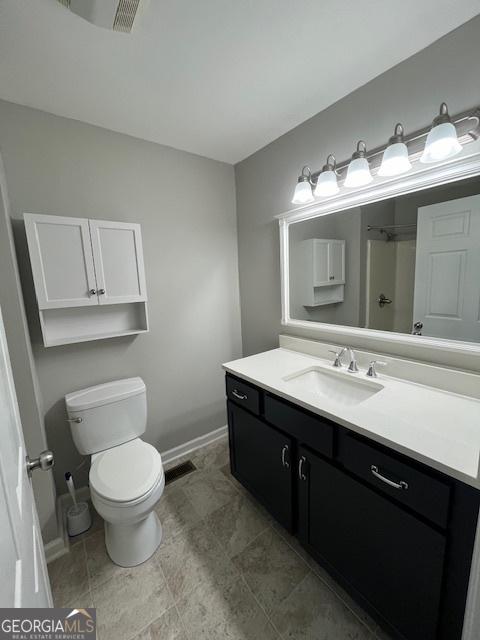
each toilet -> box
[65,377,164,567]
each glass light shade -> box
[420,122,462,163]
[292,180,314,204]
[378,142,412,177]
[344,157,373,188]
[314,170,339,197]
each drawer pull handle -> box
[281,445,290,469]
[298,456,307,481]
[232,389,248,401]
[371,465,408,491]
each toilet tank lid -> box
[65,377,146,412]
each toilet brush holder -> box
[67,501,92,537]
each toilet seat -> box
[90,439,163,503]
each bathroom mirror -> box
[280,163,480,352]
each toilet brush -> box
[65,472,92,537]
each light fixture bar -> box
[309,106,480,185]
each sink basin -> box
[283,366,383,407]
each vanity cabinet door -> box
[298,446,446,640]
[89,219,147,305]
[227,401,293,531]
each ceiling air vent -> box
[58,0,148,33]
[113,0,142,33]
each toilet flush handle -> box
[66,417,83,424]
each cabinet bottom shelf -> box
[40,302,148,347]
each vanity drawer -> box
[340,434,450,528]
[226,375,261,416]
[264,395,334,458]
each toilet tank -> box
[65,377,147,455]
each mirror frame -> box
[278,143,480,361]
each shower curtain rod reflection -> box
[367,223,417,231]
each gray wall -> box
[0,153,58,543]
[0,99,242,492]
[235,15,480,370]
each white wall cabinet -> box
[301,239,346,306]
[24,213,148,346]
[312,239,345,286]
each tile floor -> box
[48,436,392,640]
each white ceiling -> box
[1,1,479,163]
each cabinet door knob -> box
[281,445,290,469]
[89,289,97,295]
[98,288,105,295]
[298,456,307,481]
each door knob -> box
[26,450,54,477]
[412,321,423,335]
[377,293,392,307]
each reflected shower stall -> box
[365,224,416,334]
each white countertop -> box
[223,347,480,489]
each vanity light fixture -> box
[314,154,339,197]
[344,141,373,188]
[378,123,412,177]
[420,103,462,163]
[290,103,479,203]
[292,166,315,204]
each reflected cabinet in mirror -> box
[288,176,480,344]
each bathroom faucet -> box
[347,348,359,373]
[329,347,347,367]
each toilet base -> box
[105,511,162,567]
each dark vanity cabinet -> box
[225,373,480,640]
[227,401,293,530]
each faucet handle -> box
[328,348,346,368]
[366,360,386,378]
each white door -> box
[413,195,480,342]
[0,306,52,607]
[89,219,147,304]
[24,213,98,309]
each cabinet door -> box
[24,213,98,309]
[89,220,147,304]
[298,446,445,640]
[312,240,330,285]
[328,241,345,283]
[228,401,293,531]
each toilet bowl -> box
[65,378,164,567]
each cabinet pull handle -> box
[232,389,247,401]
[370,465,408,490]
[98,288,106,295]
[89,289,97,295]
[281,445,290,469]
[298,456,307,481]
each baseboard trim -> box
[161,425,228,466]
[44,536,68,564]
